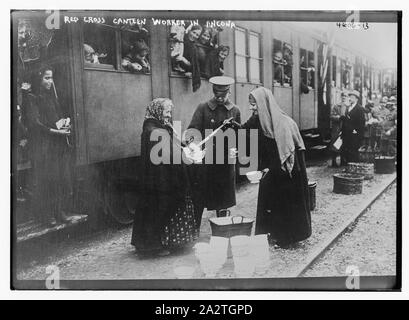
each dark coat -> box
[341,103,366,162]
[241,115,311,245]
[182,35,201,92]
[25,90,72,221]
[131,119,189,252]
[187,98,241,212]
[204,49,224,79]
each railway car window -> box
[300,48,308,87]
[332,56,337,87]
[308,51,315,89]
[249,32,261,83]
[341,59,352,89]
[364,65,370,91]
[83,23,116,69]
[273,40,282,85]
[354,57,362,91]
[273,40,293,87]
[282,43,293,86]
[169,23,222,78]
[234,28,247,82]
[121,25,151,74]
[234,28,262,84]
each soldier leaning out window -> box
[122,39,151,73]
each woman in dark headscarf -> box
[25,65,73,226]
[234,87,311,247]
[131,98,199,257]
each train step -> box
[303,133,320,139]
[309,145,327,151]
[16,214,88,243]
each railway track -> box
[293,174,397,277]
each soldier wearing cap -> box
[340,89,366,163]
[330,91,349,166]
[186,76,241,225]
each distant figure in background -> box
[283,45,293,85]
[273,51,284,84]
[122,39,151,73]
[380,97,397,156]
[341,90,366,163]
[83,43,108,65]
[204,45,230,79]
[330,91,349,166]
[84,44,99,64]
[169,25,186,73]
[131,98,199,257]
[26,66,73,226]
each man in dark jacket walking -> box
[341,90,366,163]
[186,76,241,227]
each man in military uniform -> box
[186,76,241,227]
[341,90,366,163]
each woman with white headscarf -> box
[234,87,311,247]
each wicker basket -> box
[333,173,364,195]
[345,162,374,180]
[358,147,381,163]
[375,156,396,174]
[209,216,254,238]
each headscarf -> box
[250,87,305,175]
[131,39,149,55]
[144,98,173,125]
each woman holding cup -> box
[25,65,73,226]
[228,87,311,247]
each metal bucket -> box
[308,181,317,211]
[333,173,364,195]
[374,156,396,174]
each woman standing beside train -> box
[230,87,311,247]
[25,65,73,226]
[131,98,199,257]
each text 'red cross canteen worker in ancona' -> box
[186,76,241,228]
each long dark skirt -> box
[255,150,311,246]
[131,192,198,254]
[31,137,73,222]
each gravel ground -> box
[16,159,397,280]
[303,183,396,277]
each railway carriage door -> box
[14,13,74,224]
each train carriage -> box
[12,11,395,228]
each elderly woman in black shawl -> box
[131,98,198,257]
[234,87,311,247]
